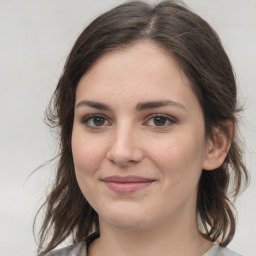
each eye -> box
[146,114,175,127]
[82,115,110,128]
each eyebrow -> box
[75,100,187,112]
[136,100,186,111]
[76,100,111,111]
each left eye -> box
[146,115,175,127]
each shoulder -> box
[40,231,99,256]
[203,245,243,256]
[44,241,87,256]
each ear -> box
[203,120,233,171]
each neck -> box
[89,211,212,256]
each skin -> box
[72,42,230,256]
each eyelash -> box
[81,114,176,129]
[81,114,110,129]
[145,114,176,128]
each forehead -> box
[76,42,199,111]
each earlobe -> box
[203,121,233,171]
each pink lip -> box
[101,176,155,193]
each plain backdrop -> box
[0,0,255,255]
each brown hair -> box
[35,1,249,254]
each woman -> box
[35,1,249,255]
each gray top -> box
[45,234,242,256]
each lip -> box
[101,175,156,193]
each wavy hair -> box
[35,1,249,254]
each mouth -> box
[101,175,156,193]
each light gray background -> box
[0,0,255,255]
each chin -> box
[106,217,151,231]
[99,206,155,230]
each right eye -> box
[82,115,110,128]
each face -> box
[72,42,210,231]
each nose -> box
[106,125,144,167]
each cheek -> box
[150,132,206,178]
[71,131,105,175]
[71,133,104,205]
[150,134,205,208]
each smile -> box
[101,176,156,193]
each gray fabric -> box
[202,245,242,256]
[45,243,242,256]
[45,241,87,256]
